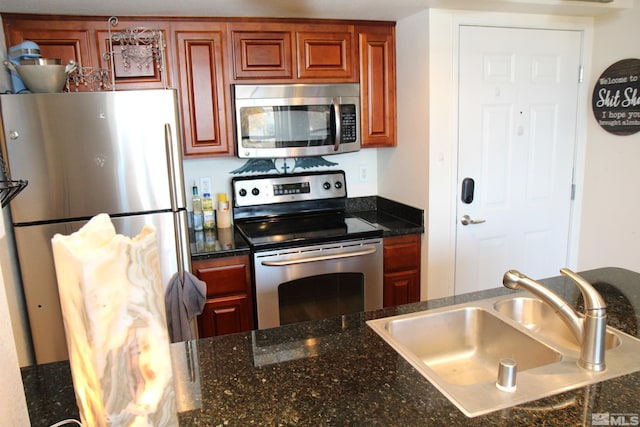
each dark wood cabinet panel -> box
[191,255,254,338]
[175,26,233,157]
[295,27,356,81]
[384,270,420,307]
[229,25,293,80]
[4,24,93,68]
[198,294,253,337]
[94,20,171,90]
[358,25,396,147]
[383,234,421,307]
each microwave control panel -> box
[340,104,357,143]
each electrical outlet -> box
[359,166,368,182]
[200,177,211,195]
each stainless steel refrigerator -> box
[0,89,189,364]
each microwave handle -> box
[332,98,342,151]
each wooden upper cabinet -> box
[229,24,293,80]
[95,20,171,90]
[228,22,357,83]
[3,19,93,68]
[174,24,233,157]
[358,25,397,148]
[295,25,356,81]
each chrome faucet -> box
[502,268,607,372]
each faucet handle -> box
[560,268,607,312]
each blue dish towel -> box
[165,271,207,343]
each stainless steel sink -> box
[367,293,640,417]
[383,306,561,386]
[493,296,620,351]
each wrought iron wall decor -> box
[103,16,168,90]
[231,157,339,175]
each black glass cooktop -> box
[235,211,382,249]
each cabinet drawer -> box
[192,255,251,298]
[383,234,420,272]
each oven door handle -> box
[261,246,377,266]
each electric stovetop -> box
[235,211,382,250]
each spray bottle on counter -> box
[191,183,203,231]
[216,192,232,229]
[202,193,215,229]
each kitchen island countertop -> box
[21,267,640,426]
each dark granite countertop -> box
[189,196,424,261]
[347,196,424,237]
[189,227,250,260]
[21,267,640,426]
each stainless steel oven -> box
[233,171,383,330]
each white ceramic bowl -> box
[15,64,68,93]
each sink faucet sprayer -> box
[502,268,607,372]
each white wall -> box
[182,148,379,210]
[577,1,640,271]
[0,214,31,426]
[381,10,431,298]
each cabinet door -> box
[191,255,254,337]
[4,23,93,68]
[358,26,396,147]
[384,270,420,307]
[199,294,253,337]
[229,24,293,80]
[296,26,356,81]
[383,234,420,307]
[175,26,233,157]
[95,20,171,90]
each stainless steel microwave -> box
[233,83,360,158]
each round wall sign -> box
[592,58,640,136]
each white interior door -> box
[454,26,582,294]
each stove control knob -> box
[323,182,331,190]
[252,188,260,196]
[238,188,247,197]
[335,181,343,189]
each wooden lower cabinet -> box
[191,254,254,338]
[383,234,421,307]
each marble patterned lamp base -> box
[51,213,178,426]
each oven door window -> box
[278,273,364,325]
[240,105,333,148]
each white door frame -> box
[425,10,593,299]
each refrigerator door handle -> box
[165,123,180,211]
[165,123,186,280]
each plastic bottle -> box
[217,192,232,228]
[192,184,203,231]
[202,193,215,230]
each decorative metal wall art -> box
[231,157,339,175]
[103,16,168,90]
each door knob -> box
[461,215,486,226]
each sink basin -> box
[493,296,620,351]
[367,293,640,417]
[383,306,561,386]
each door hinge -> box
[571,184,576,201]
[578,65,584,84]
